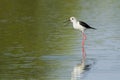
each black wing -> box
[80,21,96,29]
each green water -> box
[0,0,79,80]
[0,0,120,80]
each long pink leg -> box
[82,45,86,61]
[82,32,86,47]
[83,32,87,40]
[82,32,87,60]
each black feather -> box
[80,21,96,29]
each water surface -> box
[0,0,120,80]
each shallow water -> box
[0,0,120,80]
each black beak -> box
[64,19,70,23]
[63,19,70,26]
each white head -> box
[70,17,77,22]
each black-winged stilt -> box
[69,16,96,60]
[69,17,96,33]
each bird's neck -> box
[72,20,78,28]
[73,19,77,23]
[72,20,77,25]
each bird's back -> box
[80,21,96,29]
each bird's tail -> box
[90,27,96,30]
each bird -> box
[69,16,96,60]
[69,16,96,32]
[69,16,96,41]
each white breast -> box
[73,22,85,32]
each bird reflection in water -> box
[71,47,91,80]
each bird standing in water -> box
[69,17,96,60]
